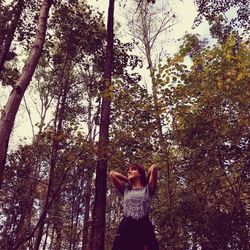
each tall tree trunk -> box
[91,0,115,249]
[0,0,24,73]
[0,0,53,188]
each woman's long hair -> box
[127,163,148,187]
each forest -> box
[0,0,249,249]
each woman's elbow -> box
[109,170,116,179]
[149,164,158,175]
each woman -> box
[109,163,159,250]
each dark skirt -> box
[112,216,159,250]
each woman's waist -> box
[122,215,150,223]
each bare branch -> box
[23,95,35,138]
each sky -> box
[88,0,211,84]
[89,0,211,47]
[1,0,212,150]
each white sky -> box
[89,0,210,46]
[1,0,211,150]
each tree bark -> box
[91,0,115,249]
[0,0,53,188]
[0,0,24,73]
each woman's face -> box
[127,167,141,181]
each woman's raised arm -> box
[109,170,128,194]
[147,164,158,191]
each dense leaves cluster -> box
[195,0,249,28]
[195,0,249,42]
[154,34,250,249]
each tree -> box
[194,0,249,42]
[156,33,250,249]
[29,1,107,247]
[33,58,73,249]
[0,0,24,73]
[0,0,53,188]
[195,0,249,29]
[0,0,141,247]
[90,0,115,249]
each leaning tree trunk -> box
[91,0,115,249]
[0,0,24,73]
[0,0,53,188]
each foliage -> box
[155,34,250,249]
[194,0,249,42]
[195,0,249,29]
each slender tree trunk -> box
[49,225,55,250]
[42,223,50,250]
[0,0,24,73]
[73,193,81,250]
[0,0,53,188]
[54,222,62,250]
[0,212,12,248]
[33,104,60,249]
[69,177,77,250]
[81,175,92,250]
[91,0,115,249]
[33,186,51,249]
